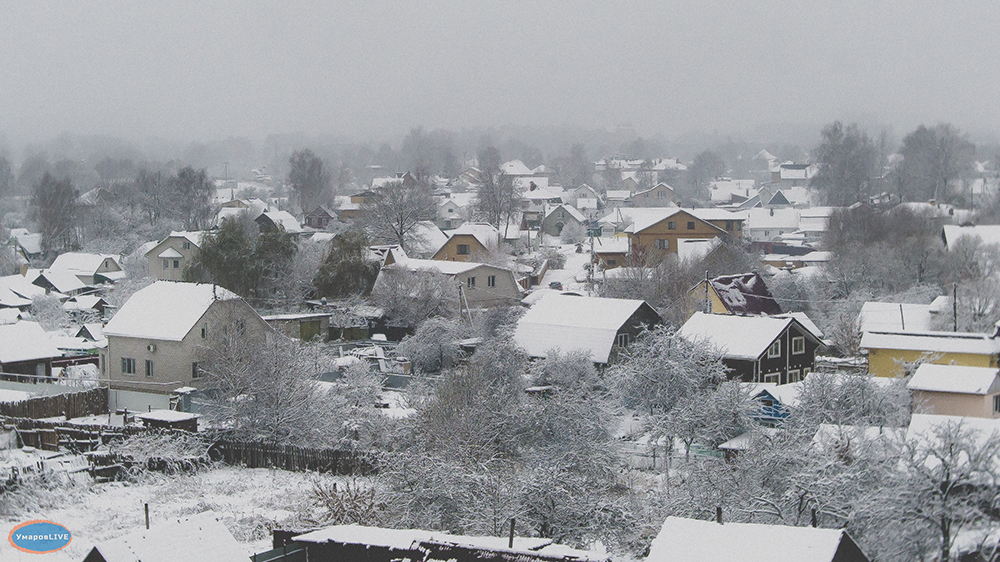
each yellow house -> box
[625,210,729,256]
[687,273,782,316]
[860,330,1000,378]
[431,223,499,262]
[906,363,1000,419]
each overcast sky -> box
[2,1,999,145]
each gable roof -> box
[942,224,1000,249]
[28,268,87,294]
[0,321,61,364]
[501,160,534,176]
[634,182,676,197]
[404,221,448,256]
[257,209,303,233]
[678,311,821,360]
[443,223,499,250]
[544,204,586,223]
[389,257,482,276]
[86,512,246,562]
[704,272,782,315]
[50,252,121,276]
[907,364,1000,395]
[857,302,936,333]
[145,232,207,259]
[648,516,861,562]
[513,293,657,364]
[103,281,240,341]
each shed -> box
[135,409,200,432]
[83,511,244,562]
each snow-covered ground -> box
[537,243,594,294]
[0,466,351,561]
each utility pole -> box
[704,270,710,313]
[953,282,958,332]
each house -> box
[513,293,661,364]
[0,273,45,309]
[63,295,109,316]
[0,321,62,379]
[49,252,125,285]
[135,409,200,432]
[253,524,608,562]
[942,223,1000,250]
[592,236,631,269]
[860,328,1000,378]
[770,162,816,187]
[83,512,246,562]
[856,297,950,334]
[144,231,206,281]
[906,363,1000,418]
[375,258,522,309]
[688,272,782,316]
[603,208,743,258]
[647,516,869,562]
[630,182,678,206]
[262,312,331,341]
[539,204,587,237]
[746,382,803,426]
[10,228,43,262]
[255,209,303,234]
[403,221,448,258]
[27,268,87,296]
[437,196,470,230]
[679,312,824,384]
[710,178,757,205]
[100,281,275,394]
[304,205,336,229]
[432,223,500,262]
[745,207,800,242]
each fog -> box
[2,1,999,148]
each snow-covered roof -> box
[103,281,239,341]
[389,258,480,276]
[677,238,721,263]
[907,364,1000,395]
[168,231,206,247]
[544,204,587,223]
[648,516,851,562]
[0,321,61,364]
[158,247,183,259]
[513,293,655,364]
[443,223,499,250]
[29,268,86,294]
[942,224,1000,249]
[747,207,800,230]
[63,295,105,312]
[404,221,448,256]
[615,208,686,233]
[678,312,820,360]
[859,330,1000,356]
[688,207,748,223]
[605,190,632,201]
[50,252,120,276]
[500,159,534,176]
[811,424,906,454]
[520,186,563,200]
[0,274,43,306]
[593,236,630,254]
[260,209,303,233]
[774,312,824,338]
[86,511,246,562]
[136,409,199,422]
[13,231,42,255]
[705,272,781,315]
[858,302,936,333]
[718,427,782,451]
[906,414,1000,472]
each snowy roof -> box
[260,209,303,233]
[501,159,534,176]
[13,231,42,255]
[520,186,563,200]
[859,330,1000,356]
[168,231,206,247]
[774,312,824,338]
[50,252,120,276]
[906,414,1000,472]
[907,364,1000,395]
[86,511,246,562]
[857,302,935,333]
[63,295,105,312]
[605,190,632,201]
[678,312,820,360]
[389,257,481,276]
[592,236,630,254]
[0,321,62,364]
[0,274,41,307]
[158,247,183,259]
[292,524,606,561]
[404,221,448,256]
[811,424,906,454]
[677,238,721,263]
[718,427,782,451]
[747,207,800,230]
[28,268,86,294]
[136,409,200,422]
[103,281,239,341]
[611,208,684,233]
[545,204,587,223]
[942,224,1000,249]
[647,517,852,562]
[0,308,23,324]
[705,272,782,315]
[513,294,655,364]
[444,222,499,249]
[688,207,747,223]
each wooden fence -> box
[208,439,380,475]
[0,386,108,420]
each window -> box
[172,259,180,269]
[162,259,169,270]
[121,357,136,375]
[201,325,207,339]
[655,239,669,250]
[788,369,801,383]
[448,208,454,213]
[487,275,496,287]
[667,221,676,230]
[467,276,476,288]
[457,244,470,255]
[687,221,695,230]
[760,398,774,409]
[737,221,742,230]
[145,360,154,378]
[192,362,202,379]
[994,394,1000,413]
[792,336,805,355]
[444,220,452,229]
[607,259,617,266]
[763,373,780,383]
[616,333,629,347]
[726,220,734,230]
[183,241,191,250]
[657,190,666,198]
[768,340,781,358]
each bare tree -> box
[361,179,436,249]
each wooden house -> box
[906,363,1000,418]
[0,321,61,379]
[431,223,499,262]
[304,206,336,229]
[860,328,1000,378]
[688,272,782,315]
[630,182,678,206]
[679,312,824,384]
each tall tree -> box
[169,166,215,230]
[30,172,78,255]
[313,230,380,298]
[897,123,975,202]
[361,178,436,248]
[687,150,726,196]
[474,146,520,239]
[0,155,13,197]
[288,149,330,212]
[811,121,880,205]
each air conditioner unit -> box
[146,344,156,353]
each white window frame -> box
[994,394,1000,413]
[145,359,154,378]
[788,369,801,383]
[467,276,476,288]
[792,336,805,355]
[768,340,781,358]
[763,372,780,383]
[487,275,496,288]
[121,357,136,375]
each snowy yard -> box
[0,465,349,561]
